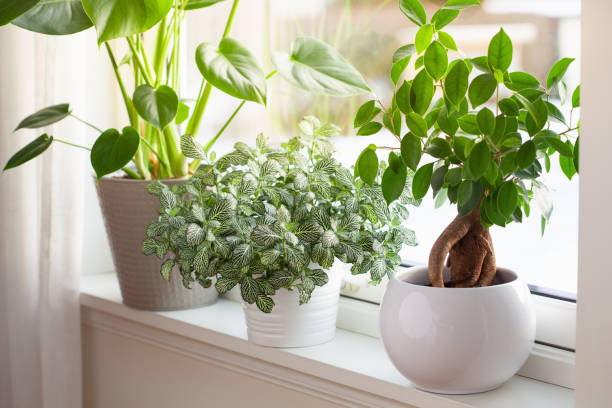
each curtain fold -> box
[0,25,113,408]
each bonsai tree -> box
[2,0,370,180]
[143,117,417,311]
[353,0,580,287]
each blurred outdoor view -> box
[181,0,580,295]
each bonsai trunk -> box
[428,202,497,288]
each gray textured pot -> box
[95,175,218,311]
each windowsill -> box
[80,272,574,408]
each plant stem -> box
[54,138,91,151]
[222,0,241,38]
[104,43,136,128]
[163,125,187,176]
[126,37,153,86]
[121,167,143,179]
[153,16,168,82]
[138,36,155,85]
[69,113,103,133]
[205,100,246,153]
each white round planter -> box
[243,269,342,348]
[380,265,535,394]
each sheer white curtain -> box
[0,25,115,408]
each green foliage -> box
[90,127,140,181]
[144,117,416,312]
[4,4,368,181]
[352,0,580,231]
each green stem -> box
[126,37,153,86]
[69,113,103,133]
[138,36,155,85]
[54,138,91,151]
[121,167,143,179]
[205,100,246,152]
[222,0,241,38]
[153,16,168,82]
[163,125,187,176]
[104,43,136,128]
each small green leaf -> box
[382,166,408,205]
[498,98,519,116]
[184,0,225,10]
[442,0,480,9]
[573,137,579,172]
[457,181,483,216]
[445,167,462,185]
[198,38,267,104]
[14,103,70,130]
[545,101,566,125]
[396,80,412,114]
[399,0,427,26]
[516,140,536,169]
[424,41,448,81]
[255,295,274,313]
[405,112,428,138]
[415,24,433,54]
[3,134,53,171]
[357,148,378,186]
[476,107,495,135]
[431,8,459,29]
[488,28,513,72]
[497,181,518,217]
[572,85,580,108]
[357,121,383,136]
[444,60,469,106]
[241,276,259,304]
[273,37,370,97]
[468,141,490,179]
[431,165,448,192]
[546,57,574,89]
[504,71,540,91]
[216,277,238,294]
[437,31,457,50]
[401,133,421,170]
[354,100,381,128]
[175,101,190,124]
[412,162,434,200]
[470,56,491,73]
[90,127,140,180]
[457,180,473,206]
[160,259,174,281]
[391,57,411,85]
[437,107,458,136]
[457,114,480,135]
[133,85,178,129]
[393,44,417,63]
[540,132,573,157]
[410,69,434,115]
[427,138,452,158]
[468,73,497,108]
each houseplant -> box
[1,0,370,310]
[144,116,417,346]
[351,0,580,393]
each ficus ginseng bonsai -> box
[143,117,417,312]
[1,0,370,180]
[353,0,580,287]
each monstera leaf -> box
[12,0,92,35]
[81,0,172,44]
[272,37,370,97]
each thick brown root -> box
[428,204,497,288]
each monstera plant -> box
[144,117,417,312]
[2,0,370,180]
[353,0,579,287]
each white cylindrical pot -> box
[243,270,342,348]
[95,175,218,311]
[380,266,535,394]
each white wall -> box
[575,0,612,406]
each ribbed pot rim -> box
[393,265,521,292]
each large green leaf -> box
[412,162,433,200]
[0,0,39,26]
[272,37,370,97]
[197,38,267,104]
[424,41,447,81]
[90,127,140,180]
[410,69,434,114]
[401,132,421,171]
[357,148,378,186]
[487,28,513,72]
[133,85,178,129]
[468,73,496,108]
[81,0,172,44]
[443,0,480,9]
[3,134,52,171]
[12,0,92,35]
[184,0,224,10]
[382,166,407,205]
[15,103,70,130]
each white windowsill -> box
[80,272,574,408]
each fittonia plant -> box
[353,0,580,287]
[143,117,417,312]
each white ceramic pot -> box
[243,269,342,348]
[95,175,218,311]
[380,265,535,394]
